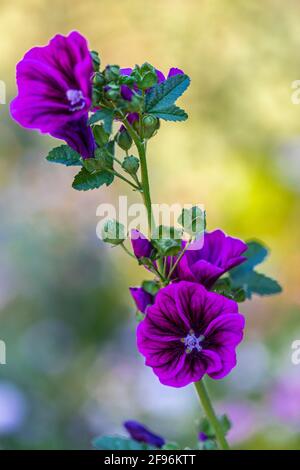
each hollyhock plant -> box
[11,31,282,451]
[137,281,245,387]
[10,31,95,158]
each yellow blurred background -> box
[1,0,300,449]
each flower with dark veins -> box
[137,281,245,387]
[10,31,95,158]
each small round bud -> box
[142,115,160,138]
[93,72,105,87]
[105,88,119,101]
[104,65,120,82]
[122,155,139,175]
[140,71,157,90]
[116,129,133,151]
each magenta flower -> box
[129,287,154,314]
[131,229,153,259]
[180,230,247,288]
[124,420,165,448]
[10,31,95,158]
[130,229,247,290]
[137,281,245,387]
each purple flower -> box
[129,287,154,314]
[124,420,165,448]
[10,31,95,158]
[198,432,208,442]
[131,229,153,259]
[137,281,245,387]
[177,230,248,288]
[130,229,247,290]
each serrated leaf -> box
[243,271,282,298]
[145,74,190,112]
[88,109,114,133]
[92,435,156,450]
[46,145,82,166]
[231,241,268,279]
[212,278,246,303]
[149,105,188,122]
[72,167,114,191]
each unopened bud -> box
[122,155,139,175]
[142,114,160,138]
[116,129,132,151]
[104,65,120,82]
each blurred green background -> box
[1,0,300,450]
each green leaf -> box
[149,105,188,122]
[145,74,190,112]
[232,271,282,299]
[219,414,232,435]
[46,145,82,166]
[230,241,268,280]
[152,225,183,256]
[88,109,114,133]
[72,168,114,191]
[92,435,156,450]
[212,278,246,303]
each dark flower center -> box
[182,329,204,354]
[66,89,86,112]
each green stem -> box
[194,379,230,450]
[121,117,154,235]
[113,170,141,191]
[166,238,192,281]
[120,242,135,259]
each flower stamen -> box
[66,89,86,111]
[182,330,204,354]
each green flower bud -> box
[140,71,157,90]
[140,62,156,74]
[142,114,160,138]
[105,88,119,101]
[90,50,100,72]
[122,155,139,175]
[92,89,102,106]
[120,75,136,86]
[116,129,132,151]
[104,65,120,82]
[101,219,126,245]
[93,72,105,87]
[128,94,143,113]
